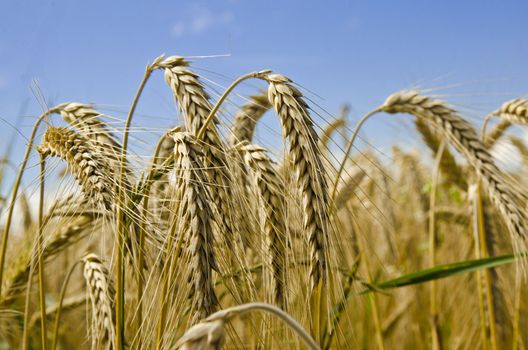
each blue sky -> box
[1,0,528,167]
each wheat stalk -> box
[82,253,116,350]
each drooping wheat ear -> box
[334,168,366,211]
[238,141,288,309]
[493,98,528,124]
[160,56,221,139]
[228,92,272,146]
[320,117,346,152]
[414,118,466,189]
[38,127,114,211]
[82,253,116,350]
[381,90,528,248]
[160,56,239,247]
[58,102,121,155]
[484,98,528,148]
[151,132,177,224]
[320,104,349,152]
[265,73,329,287]
[172,131,218,321]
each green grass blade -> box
[363,253,523,293]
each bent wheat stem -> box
[51,261,81,350]
[196,70,272,141]
[331,108,380,203]
[37,154,48,350]
[115,56,161,349]
[0,107,58,296]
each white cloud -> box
[171,6,233,38]
[171,22,185,37]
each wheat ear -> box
[160,56,239,246]
[265,73,330,288]
[82,254,116,350]
[229,92,272,146]
[161,58,259,308]
[381,90,527,249]
[172,131,218,321]
[38,127,114,211]
[238,141,288,309]
[320,104,349,152]
[483,98,528,148]
[58,103,121,156]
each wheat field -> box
[0,54,527,349]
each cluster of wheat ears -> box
[0,54,527,349]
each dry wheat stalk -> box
[228,92,272,146]
[266,73,329,287]
[38,127,114,211]
[172,131,218,321]
[238,141,288,309]
[381,90,527,249]
[82,253,116,350]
